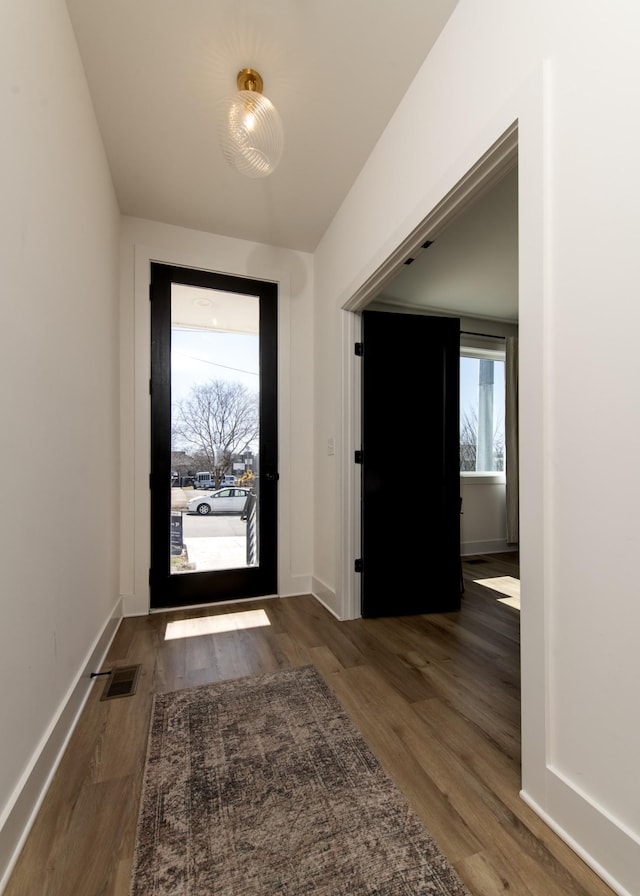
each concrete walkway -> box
[183,536,247,571]
[172,487,250,571]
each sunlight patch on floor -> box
[473,575,520,610]
[165,608,271,640]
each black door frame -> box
[149,262,278,609]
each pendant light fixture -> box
[218,68,284,178]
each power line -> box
[172,350,258,377]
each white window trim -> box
[460,470,506,483]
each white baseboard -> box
[521,770,640,896]
[311,577,341,619]
[0,598,124,893]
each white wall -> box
[119,218,314,616]
[313,1,640,893]
[460,476,508,555]
[0,0,121,885]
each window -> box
[460,347,505,472]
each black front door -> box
[360,310,460,617]
[150,263,278,609]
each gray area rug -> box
[130,665,471,895]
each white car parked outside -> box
[186,487,250,515]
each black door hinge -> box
[149,284,153,301]
[354,558,363,573]
[354,342,364,356]
[148,568,152,585]
[354,450,363,464]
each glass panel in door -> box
[170,284,260,575]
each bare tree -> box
[459,408,504,472]
[173,380,258,481]
[460,409,478,471]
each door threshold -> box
[149,593,279,615]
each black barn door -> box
[360,310,460,617]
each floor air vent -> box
[100,664,141,701]
[463,557,488,564]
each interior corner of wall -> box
[121,593,148,618]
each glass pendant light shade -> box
[219,70,284,178]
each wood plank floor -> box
[5,552,616,895]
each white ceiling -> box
[172,285,259,335]
[66,0,517,321]
[377,166,518,321]
[65,0,460,253]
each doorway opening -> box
[340,122,519,622]
[339,117,522,787]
